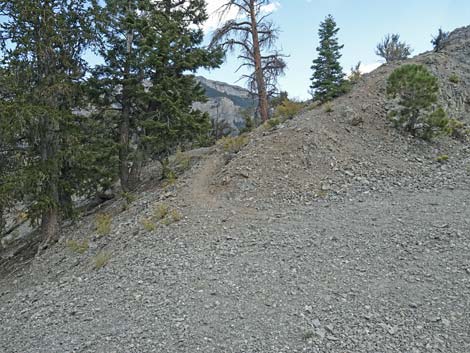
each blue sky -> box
[199,0,470,100]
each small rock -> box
[312,318,321,328]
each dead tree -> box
[210,0,286,122]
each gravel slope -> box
[1,178,469,353]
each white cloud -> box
[261,2,281,14]
[359,62,382,74]
[347,62,381,79]
[203,0,281,32]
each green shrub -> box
[175,148,191,171]
[170,209,183,223]
[94,252,111,270]
[219,135,248,154]
[161,159,177,184]
[435,154,449,163]
[387,64,448,140]
[96,213,112,236]
[120,191,136,211]
[153,203,169,220]
[445,118,469,140]
[161,209,183,226]
[121,191,136,205]
[141,218,156,232]
[66,239,89,254]
[274,99,304,120]
[449,74,459,84]
[265,117,281,129]
[324,102,333,113]
[421,107,449,140]
[239,108,256,134]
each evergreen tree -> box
[90,0,222,191]
[310,15,346,103]
[387,64,448,139]
[0,1,114,244]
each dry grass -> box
[94,252,111,270]
[66,239,89,254]
[154,204,169,220]
[141,218,156,232]
[95,213,112,236]
[219,135,248,154]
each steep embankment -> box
[213,26,470,207]
[1,26,470,353]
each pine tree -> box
[387,64,448,139]
[0,1,114,244]
[90,0,222,191]
[310,15,346,103]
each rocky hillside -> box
[194,76,256,134]
[214,25,470,206]
[1,26,470,353]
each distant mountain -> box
[194,76,257,134]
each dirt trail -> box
[187,154,224,209]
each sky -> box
[198,0,470,100]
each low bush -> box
[175,148,191,171]
[120,191,136,211]
[265,117,281,129]
[324,102,333,113]
[274,99,304,120]
[169,209,183,223]
[449,74,460,84]
[154,203,169,220]
[161,209,183,226]
[141,218,156,232]
[66,239,89,254]
[95,213,112,236]
[219,135,248,154]
[445,118,469,140]
[435,154,449,163]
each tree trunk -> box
[408,109,419,134]
[39,115,60,246]
[120,21,134,191]
[41,206,59,244]
[40,161,60,244]
[249,0,269,122]
[128,148,144,189]
[0,205,5,237]
[119,105,131,191]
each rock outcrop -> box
[194,76,256,134]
